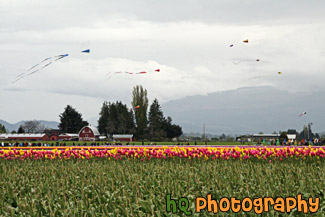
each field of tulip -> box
[0,146,324,216]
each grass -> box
[9,141,252,146]
[0,158,324,216]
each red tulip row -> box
[0,146,324,161]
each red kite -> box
[299,111,307,117]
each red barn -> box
[44,129,61,141]
[78,126,100,141]
[49,134,59,141]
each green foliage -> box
[163,116,183,139]
[279,131,288,142]
[148,99,166,140]
[106,101,136,135]
[0,159,324,216]
[59,105,88,133]
[0,124,6,133]
[298,125,315,140]
[97,102,110,135]
[17,126,25,134]
[132,85,149,139]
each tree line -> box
[97,85,183,140]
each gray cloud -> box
[0,0,324,130]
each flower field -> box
[0,146,325,216]
[0,146,325,162]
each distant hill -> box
[162,86,325,135]
[0,120,59,132]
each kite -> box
[298,111,307,117]
[230,44,234,47]
[232,59,260,65]
[243,39,249,43]
[13,51,88,83]
[106,69,160,80]
[249,71,282,80]
[129,105,140,111]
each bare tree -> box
[22,120,45,133]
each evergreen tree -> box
[298,125,309,140]
[131,85,148,139]
[0,124,6,133]
[116,101,136,134]
[107,102,118,134]
[104,101,136,135]
[98,102,109,135]
[148,99,166,140]
[279,131,288,142]
[59,105,88,133]
[163,116,183,139]
[18,126,25,133]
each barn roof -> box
[112,134,133,138]
[0,133,46,138]
[79,126,100,136]
[252,134,280,137]
[59,133,79,137]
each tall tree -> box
[131,85,148,139]
[148,99,166,140]
[116,101,136,134]
[59,105,88,133]
[105,101,136,135]
[0,124,6,133]
[279,131,288,142]
[298,125,309,140]
[98,102,110,135]
[98,101,136,136]
[107,102,118,134]
[22,120,45,133]
[163,116,183,139]
[18,126,25,133]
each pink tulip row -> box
[0,146,324,161]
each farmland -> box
[3,141,250,146]
[0,146,324,216]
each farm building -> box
[79,126,100,141]
[237,134,280,142]
[0,133,49,141]
[59,133,79,141]
[112,134,134,142]
[287,134,297,141]
[252,134,280,141]
[44,129,61,141]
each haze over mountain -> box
[1,86,323,136]
[0,120,59,133]
[162,86,324,135]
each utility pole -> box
[203,124,205,142]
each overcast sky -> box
[1,0,324,125]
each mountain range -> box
[0,120,59,133]
[1,86,324,136]
[162,86,325,135]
